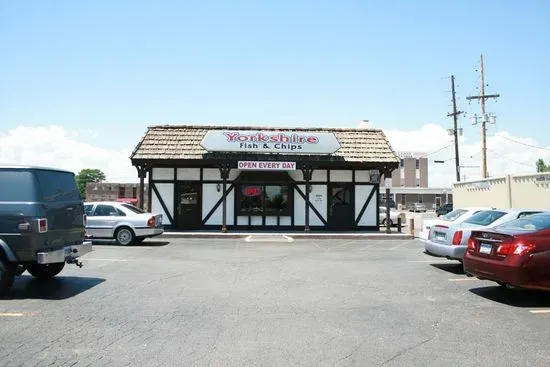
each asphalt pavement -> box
[1,237,549,367]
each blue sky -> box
[1,0,549,156]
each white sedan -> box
[84,201,163,245]
[417,207,494,241]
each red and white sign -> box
[238,161,296,171]
[200,130,341,154]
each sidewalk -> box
[161,228,414,240]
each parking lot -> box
[1,237,549,367]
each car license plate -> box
[479,243,492,254]
[434,231,445,241]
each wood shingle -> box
[130,125,399,164]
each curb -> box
[161,233,415,240]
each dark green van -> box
[0,165,92,296]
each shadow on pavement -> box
[470,286,550,308]
[6,275,105,300]
[134,240,170,247]
[92,240,170,247]
[430,262,465,275]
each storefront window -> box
[238,185,290,215]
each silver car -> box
[424,208,548,262]
[84,201,163,245]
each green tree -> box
[76,169,106,199]
[536,159,550,173]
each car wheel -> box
[115,227,135,246]
[26,262,65,280]
[0,256,15,297]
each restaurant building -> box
[130,125,399,232]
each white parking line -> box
[0,313,24,317]
[244,235,294,243]
[529,310,550,314]
[390,242,408,250]
[448,278,479,282]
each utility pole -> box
[447,75,463,182]
[467,54,500,178]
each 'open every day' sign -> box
[237,161,296,171]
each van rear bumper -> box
[36,241,93,264]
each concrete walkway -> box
[161,230,413,240]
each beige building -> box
[452,172,550,209]
[85,182,149,207]
[378,151,451,209]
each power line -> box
[419,144,452,158]
[495,134,550,152]
[486,148,534,169]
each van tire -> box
[382,218,393,227]
[0,256,15,297]
[26,262,65,280]
[115,227,135,246]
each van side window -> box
[35,171,80,202]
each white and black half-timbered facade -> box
[130,125,400,232]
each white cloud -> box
[382,124,550,188]
[2,124,549,188]
[0,125,137,182]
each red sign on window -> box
[243,186,262,197]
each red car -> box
[463,212,550,291]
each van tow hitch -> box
[67,258,83,268]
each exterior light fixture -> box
[216,183,221,192]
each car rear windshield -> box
[442,209,467,221]
[121,203,146,214]
[494,213,550,232]
[0,170,36,201]
[463,210,507,226]
[35,170,81,201]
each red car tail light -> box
[147,216,155,228]
[452,230,463,246]
[38,218,48,233]
[496,243,514,256]
[495,242,535,256]
[512,242,536,256]
[467,238,476,253]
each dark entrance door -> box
[328,183,354,229]
[176,182,201,229]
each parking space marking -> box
[529,310,550,314]
[389,242,408,250]
[0,313,24,317]
[244,235,294,243]
[448,278,479,282]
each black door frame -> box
[175,181,202,229]
[327,182,355,230]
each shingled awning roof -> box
[130,125,399,166]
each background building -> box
[86,182,149,207]
[379,151,452,210]
[381,151,429,188]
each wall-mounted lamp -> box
[307,184,313,193]
[216,183,221,192]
